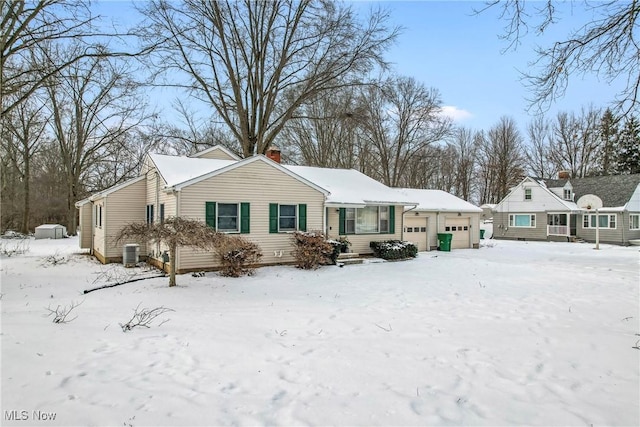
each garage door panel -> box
[445,217,470,249]
[404,218,428,251]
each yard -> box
[1,236,638,426]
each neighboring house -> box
[493,174,640,245]
[479,204,496,222]
[396,188,482,251]
[77,146,418,272]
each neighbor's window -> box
[630,214,640,230]
[583,214,616,229]
[524,188,532,200]
[217,203,239,232]
[509,214,536,228]
[279,204,297,231]
[563,189,572,200]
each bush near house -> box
[214,235,263,277]
[370,240,418,260]
[292,231,334,269]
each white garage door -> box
[404,217,428,251]
[444,217,470,249]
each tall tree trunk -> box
[21,153,30,234]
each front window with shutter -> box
[269,203,307,233]
[205,202,250,233]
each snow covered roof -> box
[35,224,65,229]
[150,153,236,187]
[395,188,482,212]
[284,165,418,207]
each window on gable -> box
[524,188,532,200]
[631,214,640,230]
[509,214,536,227]
[563,189,572,200]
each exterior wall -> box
[404,211,480,250]
[493,212,548,241]
[78,204,92,249]
[104,178,147,260]
[577,212,626,244]
[144,169,177,260]
[326,206,404,255]
[495,179,571,213]
[196,149,238,160]
[627,211,640,241]
[92,198,106,260]
[176,160,326,271]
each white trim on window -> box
[278,204,297,232]
[583,213,616,229]
[524,188,532,201]
[509,214,536,228]
[217,202,240,233]
[629,214,639,230]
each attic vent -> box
[123,244,140,267]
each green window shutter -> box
[240,202,250,234]
[389,205,395,234]
[298,204,307,232]
[339,208,345,235]
[205,202,216,229]
[269,203,278,233]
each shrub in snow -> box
[0,237,30,257]
[45,300,83,324]
[369,240,418,260]
[120,303,174,332]
[292,231,334,269]
[215,235,263,277]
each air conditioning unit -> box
[123,244,140,267]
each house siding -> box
[104,178,147,260]
[176,160,326,271]
[78,203,92,249]
[195,149,238,160]
[326,206,404,254]
[493,212,548,241]
[577,212,626,244]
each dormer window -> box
[524,188,532,201]
[563,189,572,200]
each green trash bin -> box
[480,229,485,240]
[437,233,453,252]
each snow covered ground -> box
[1,235,638,426]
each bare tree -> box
[137,0,399,157]
[282,86,367,169]
[116,217,223,287]
[41,42,149,234]
[477,117,525,203]
[359,76,452,187]
[549,107,601,178]
[1,95,50,233]
[448,127,479,201]
[524,116,554,179]
[483,1,640,117]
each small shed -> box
[35,224,67,239]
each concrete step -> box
[338,258,365,266]
[337,252,360,260]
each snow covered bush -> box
[215,235,263,277]
[292,231,334,269]
[369,240,418,260]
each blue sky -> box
[378,1,623,132]
[96,1,624,134]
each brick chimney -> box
[266,146,281,163]
[558,170,570,180]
